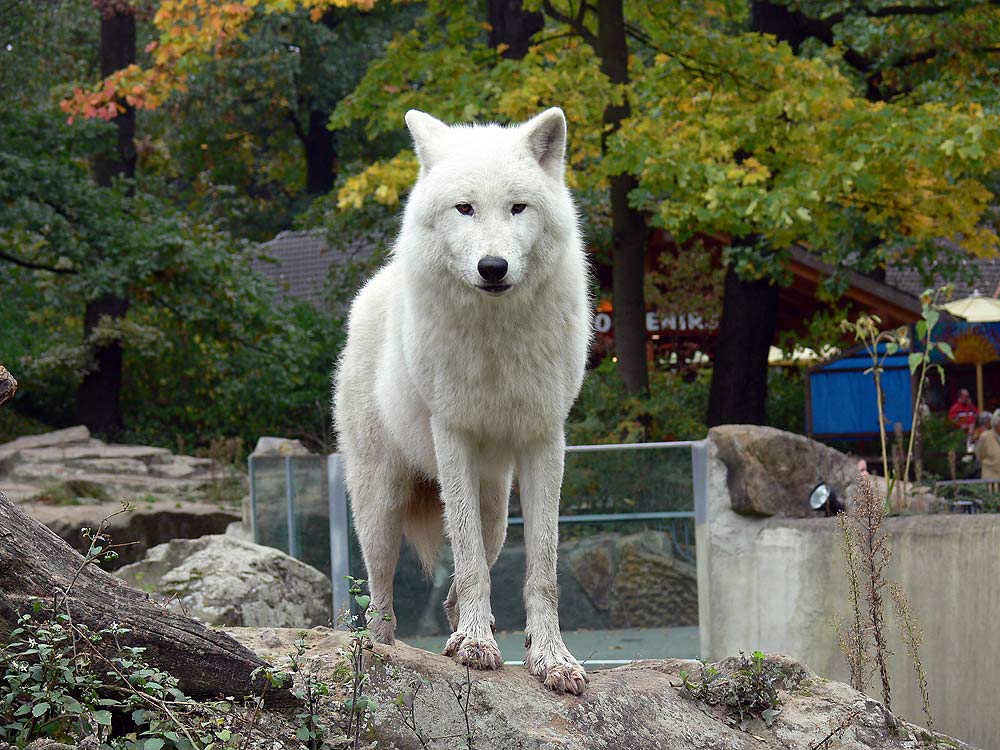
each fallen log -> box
[0,489,292,706]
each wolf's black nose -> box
[478,256,508,283]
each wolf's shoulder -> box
[348,261,401,312]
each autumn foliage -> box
[62,0,375,121]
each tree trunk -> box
[0,490,291,705]
[488,0,544,59]
[77,293,130,435]
[78,7,136,436]
[704,4,817,426]
[596,0,649,394]
[304,108,337,194]
[706,263,779,426]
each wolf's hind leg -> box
[350,471,404,645]
[444,473,511,632]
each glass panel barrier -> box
[250,441,702,665]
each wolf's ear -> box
[521,107,566,178]
[405,110,449,172]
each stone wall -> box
[698,434,1000,749]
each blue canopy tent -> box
[806,345,914,438]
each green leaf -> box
[924,308,940,333]
[144,739,165,750]
[908,352,923,373]
[296,726,311,741]
[937,341,954,360]
[354,594,371,610]
[915,320,927,340]
[94,709,112,726]
[32,702,49,717]
[885,342,899,355]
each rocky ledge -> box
[0,426,242,565]
[226,627,973,750]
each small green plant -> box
[285,639,336,750]
[0,602,239,749]
[340,577,383,749]
[677,651,781,732]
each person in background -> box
[948,388,979,434]
[975,409,1000,480]
[973,412,993,444]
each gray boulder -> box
[252,436,311,456]
[708,425,940,517]
[709,424,862,517]
[118,534,331,628]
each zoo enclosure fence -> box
[249,440,708,664]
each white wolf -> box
[333,107,591,694]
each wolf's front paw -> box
[443,597,496,634]
[526,639,588,695]
[368,612,396,645]
[443,632,503,670]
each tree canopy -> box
[4,0,1000,442]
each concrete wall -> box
[697,440,1000,749]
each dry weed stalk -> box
[890,582,933,728]
[845,475,893,710]
[835,513,869,692]
[891,422,905,508]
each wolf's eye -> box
[511,203,527,215]
[455,203,474,216]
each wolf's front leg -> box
[519,434,588,694]
[432,420,502,670]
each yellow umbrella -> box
[940,293,1000,411]
[941,293,1000,323]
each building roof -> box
[785,247,922,331]
[255,229,1000,317]
[886,256,1000,300]
[251,230,376,306]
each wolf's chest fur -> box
[399,279,583,445]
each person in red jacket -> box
[948,389,979,433]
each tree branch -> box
[0,249,77,275]
[541,0,597,46]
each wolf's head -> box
[398,108,578,298]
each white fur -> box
[333,108,591,694]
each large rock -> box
[252,436,311,456]
[708,425,940,517]
[0,426,243,507]
[229,627,976,750]
[0,425,90,455]
[118,535,332,628]
[609,531,698,627]
[29,500,240,567]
